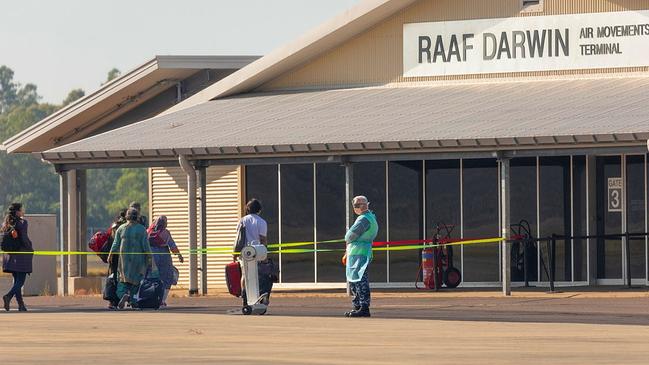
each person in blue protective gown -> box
[342,195,378,318]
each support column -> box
[499,158,512,296]
[198,166,208,296]
[179,155,199,296]
[58,171,69,296]
[67,169,80,277]
[344,163,354,296]
[77,169,88,277]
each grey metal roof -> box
[3,55,260,154]
[43,76,649,163]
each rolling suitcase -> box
[133,271,164,310]
[225,261,242,297]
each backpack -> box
[233,222,247,253]
[89,230,110,254]
[94,219,128,263]
[147,226,167,247]
[1,227,21,252]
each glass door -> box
[626,155,647,283]
[596,156,623,281]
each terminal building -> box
[3,0,649,294]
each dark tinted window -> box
[353,162,387,282]
[596,156,622,279]
[510,158,538,282]
[572,156,588,281]
[627,155,646,279]
[315,164,346,283]
[539,157,572,281]
[388,161,423,282]
[245,165,279,245]
[462,159,500,282]
[280,164,315,283]
[426,160,461,272]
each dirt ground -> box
[1,289,649,364]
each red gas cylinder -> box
[421,248,435,289]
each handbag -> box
[258,258,279,283]
[1,227,21,252]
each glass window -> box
[245,165,279,244]
[315,164,346,283]
[426,160,461,273]
[626,155,646,279]
[388,161,423,282]
[572,156,588,281]
[462,159,500,282]
[246,165,280,282]
[539,157,572,282]
[353,162,387,282]
[510,158,538,282]
[280,164,315,283]
[596,156,622,279]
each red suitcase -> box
[225,261,242,297]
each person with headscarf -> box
[342,196,378,318]
[147,216,184,307]
[2,203,33,312]
[107,207,152,309]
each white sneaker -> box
[118,294,130,310]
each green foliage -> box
[0,66,39,113]
[106,169,149,216]
[1,66,148,233]
[0,76,59,214]
[86,168,148,229]
[105,68,121,84]
[62,89,85,107]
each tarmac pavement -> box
[1,289,648,364]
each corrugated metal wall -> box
[150,166,242,290]
[259,0,649,91]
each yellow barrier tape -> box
[0,237,504,256]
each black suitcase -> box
[133,273,164,310]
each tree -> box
[62,89,85,106]
[1,65,148,236]
[104,68,121,84]
[106,168,149,216]
[0,66,39,113]
[0,103,59,214]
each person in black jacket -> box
[2,203,34,312]
[129,202,148,228]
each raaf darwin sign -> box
[403,11,649,77]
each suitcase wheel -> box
[242,305,252,315]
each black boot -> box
[16,297,27,312]
[345,307,370,318]
[343,305,361,317]
[2,294,11,311]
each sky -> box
[1,0,360,104]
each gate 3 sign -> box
[403,10,649,77]
[608,177,623,213]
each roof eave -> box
[3,55,263,154]
[40,137,649,165]
[2,58,161,154]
